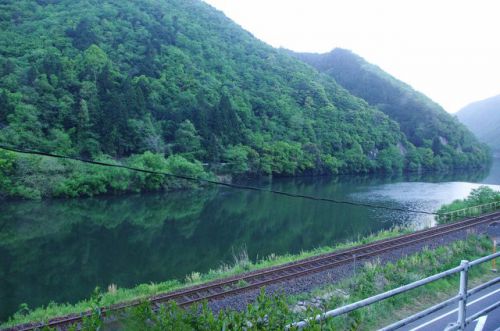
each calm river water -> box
[1,160,500,321]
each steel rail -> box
[8,211,500,331]
[172,212,500,306]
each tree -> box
[205,133,223,163]
[77,99,90,140]
[418,147,434,170]
[0,90,13,124]
[83,45,109,83]
[1,104,43,148]
[223,145,249,174]
[263,141,304,175]
[174,120,204,160]
[128,151,170,191]
[342,142,370,173]
[0,149,16,196]
[66,18,98,50]
[210,92,243,144]
[377,146,404,172]
[166,154,205,179]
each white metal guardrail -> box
[437,201,500,223]
[288,252,500,330]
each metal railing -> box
[288,252,500,330]
[437,201,500,223]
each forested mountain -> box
[294,49,489,170]
[0,0,489,198]
[456,95,500,155]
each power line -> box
[0,144,440,215]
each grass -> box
[1,226,411,328]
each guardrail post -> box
[457,260,469,330]
[493,240,497,272]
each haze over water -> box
[1,159,499,321]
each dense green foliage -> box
[0,0,487,198]
[456,94,500,156]
[437,186,500,223]
[2,235,493,330]
[294,49,490,171]
[0,149,207,199]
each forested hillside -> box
[0,0,489,199]
[295,49,489,170]
[456,95,500,155]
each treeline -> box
[0,0,490,198]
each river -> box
[1,160,500,322]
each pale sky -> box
[203,0,500,113]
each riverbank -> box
[1,147,495,200]
[0,149,209,199]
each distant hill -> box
[456,95,500,155]
[293,48,489,170]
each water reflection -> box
[1,160,499,321]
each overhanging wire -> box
[0,144,440,215]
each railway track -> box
[9,211,500,331]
